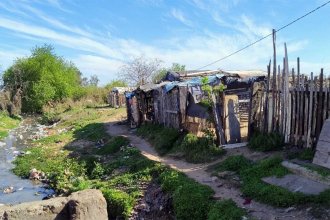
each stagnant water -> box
[0,119,54,205]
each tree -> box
[105,80,128,90]
[89,74,99,87]
[120,56,162,86]
[3,44,81,112]
[153,63,186,83]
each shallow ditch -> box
[0,118,54,205]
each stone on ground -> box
[0,189,108,220]
[313,119,330,169]
[262,174,330,195]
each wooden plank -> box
[264,61,271,133]
[295,58,301,144]
[312,76,318,145]
[303,76,309,147]
[277,65,281,131]
[212,92,225,145]
[284,44,290,143]
[271,29,277,131]
[291,68,296,144]
[316,69,324,140]
[307,72,314,148]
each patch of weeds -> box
[137,123,180,155]
[207,199,247,220]
[40,111,61,125]
[13,147,86,192]
[159,168,215,220]
[298,148,315,161]
[173,182,213,220]
[212,155,252,173]
[248,131,284,152]
[179,133,225,163]
[101,188,135,219]
[303,164,330,177]
[238,157,309,207]
[95,136,129,155]
[0,112,20,140]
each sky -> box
[0,0,330,85]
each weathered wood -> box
[303,76,309,146]
[316,69,324,139]
[211,92,225,145]
[271,29,277,131]
[312,76,318,145]
[284,44,290,143]
[307,72,314,148]
[264,61,271,132]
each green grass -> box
[210,155,330,207]
[137,123,225,163]
[248,132,284,152]
[95,136,130,155]
[207,199,247,220]
[303,164,330,177]
[0,112,20,140]
[137,123,181,155]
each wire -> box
[195,0,330,70]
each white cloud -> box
[170,8,193,27]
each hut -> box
[126,70,266,144]
[108,87,134,108]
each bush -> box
[173,183,213,220]
[179,133,225,163]
[213,155,253,173]
[248,132,284,151]
[207,199,246,220]
[137,123,180,155]
[101,188,135,219]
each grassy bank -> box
[13,106,245,219]
[0,112,20,140]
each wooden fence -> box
[255,44,329,148]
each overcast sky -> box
[0,0,329,84]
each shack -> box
[108,87,134,108]
[126,70,265,145]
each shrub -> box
[101,188,135,219]
[207,199,246,220]
[179,133,225,163]
[173,182,213,220]
[137,123,180,155]
[248,132,284,151]
[213,155,253,173]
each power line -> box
[195,0,330,70]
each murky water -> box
[0,119,54,205]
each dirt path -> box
[105,120,313,220]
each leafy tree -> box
[119,56,162,86]
[3,44,81,112]
[153,63,185,83]
[105,80,128,90]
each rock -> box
[285,207,296,213]
[3,186,14,194]
[217,171,235,178]
[211,176,218,182]
[0,189,108,220]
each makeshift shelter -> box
[108,87,134,108]
[126,70,266,144]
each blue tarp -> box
[163,74,224,93]
[125,92,135,99]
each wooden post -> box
[303,75,309,147]
[271,29,277,131]
[284,43,290,143]
[291,68,296,143]
[264,60,271,133]
[316,69,324,140]
[277,64,281,131]
[211,92,225,146]
[307,73,314,148]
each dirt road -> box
[105,120,313,220]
